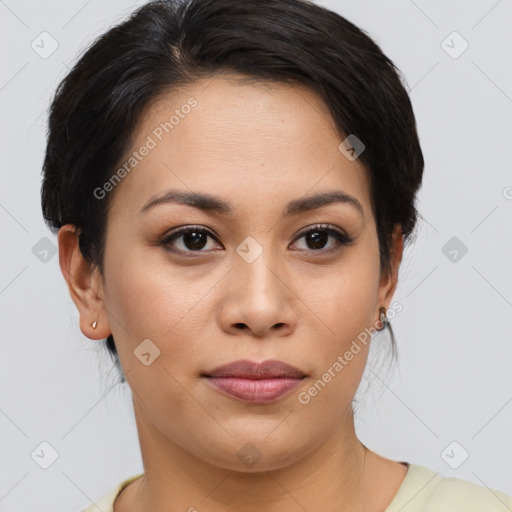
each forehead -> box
[109,74,372,220]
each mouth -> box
[202,359,307,404]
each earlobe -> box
[57,224,111,340]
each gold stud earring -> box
[91,321,98,329]
[378,307,387,331]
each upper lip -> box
[204,359,307,379]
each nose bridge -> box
[218,233,297,336]
[234,235,281,297]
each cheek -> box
[299,274,376,412]
[103,257,208,416]
[104,242,204,336]
[294,250,380,388]
[102,243,218,384]
[299,256,379,335]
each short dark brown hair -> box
[41,0,424,382]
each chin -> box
[197,433,310,473]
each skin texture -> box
[58,73,407,512]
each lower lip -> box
[205,377,304,403]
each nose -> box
[218,249,298,338]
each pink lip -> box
[203,359,307,403]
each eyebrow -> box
[140,188,364,218]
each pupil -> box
[185,231,207,250]
[308,231,327,249]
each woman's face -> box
[78,74,401,471]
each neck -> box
[123,400,370,512]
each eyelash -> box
[159,223,355,257]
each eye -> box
[160,225,222,255]
[160,223,355,256]
[290,224,354,252]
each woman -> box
[40,0,512,510]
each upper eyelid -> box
[165,225,218,240]
[294,223,344,236]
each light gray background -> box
[1,0,511,511]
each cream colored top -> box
[81,463,512,511]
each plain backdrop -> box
[1,0,511,510]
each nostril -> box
[234,323,247,329]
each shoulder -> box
[80,473,144,512]
[386,463,512,512]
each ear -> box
[57,225,111,340]
[375,224,404,320]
